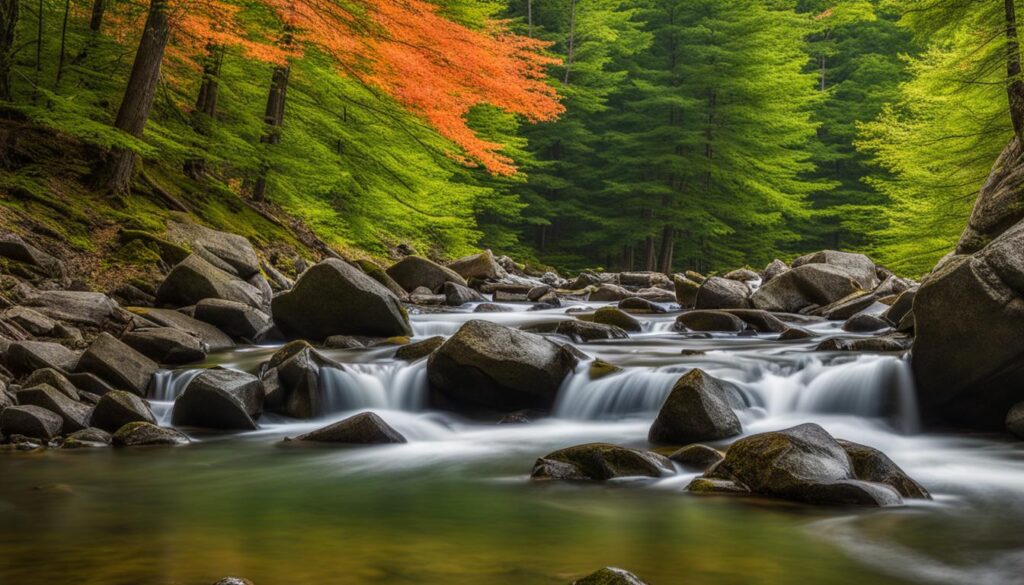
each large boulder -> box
[156,254,264,309]
[751,264,861,313]
[61,427,113,449]
[673,275,700,308]
[76,333,158,395]
[694,277,751,310]
[0,405,63,440]
[723,309,788,333]
[264,343,341,419]
[428,320,580,413]
[792,250,879,291]
[20,290,129,332]
[531,443,673,481]
[194,299,273,340]
[171,368,263,430]
[443,281,486,306]
[675,310,747,333]
[648,369,743,445]
[165,222,261,278]
[592,307,641,332]
[272,259,411,341]
[838,439,930,499]
[957,137,1024,254]
[15,384,91,433]
[353,259,409,301]
[6,341,80,375]
[89,390,156,432]
[292,412,407,444]
[572,568,649,585]
[446,250,506,281]
[692,423,928,506]
[386,256,467,293]
[1007,401,1024,439]
[913,219,1024,429]
[121,327,207,364]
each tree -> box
[0,0,18,102]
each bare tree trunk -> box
[640,209,656,271]
[0,0,17,102]
[184,44,223,179]
[56,0,71,84]
[621,245,634,272]
[563,0,576,85]
[106,0,171,198]
[657,225,674,273]
[527,0,533,38]
[90,0,105,32]
[1006,0,1024,139]
[252,62,290,202]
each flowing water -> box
[1,301,1023,585]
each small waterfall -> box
[317,360,429,415]
[554,369,681,420]
[149,368,205,402]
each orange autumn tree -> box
[258,0,564,176]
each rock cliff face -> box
[913,138,1024,429]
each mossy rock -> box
[593,307,642,332]
[589,359,623,380]
[113,239,163,265]
[119,229,191,265]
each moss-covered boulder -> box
[272,259,411,341]
[394,336,445,361]
[648,369,743,445]
[592,307,641,332]
[354,259,409,301]
[428,320,580,414]
[531,443,673,481]
[61,427,112,449]
[291,412,407,445]
[673,275,700,307]
[113,422,189,446]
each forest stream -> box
[1,299,1021,585]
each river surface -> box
[1,301,1023,585]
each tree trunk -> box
[563,0,577,85]
[56,0,71,84]
[0,0,17,102]
[252,62,290,202]
[527,0,533,38]
[657,225,674,274]
[90,0,105,32]
[184,44,224,179]
[106,0,171,198]
[1006,0,1024,139]
[640,208,656,271]
[621,245,634,272]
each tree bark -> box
[621,245,634,272]
[56,0,71,84]
[657,225,674,274]
[90,0,105,32]
[563,0,577,85]
[184,44,224,179]
[640,208,656,271]
[1006,0,1024,139]
[106,0,171,198]
[252,62,290,202]
[0,0,17,102]
[527,0,533,38]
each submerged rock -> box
[61,427,113,449]
[572,567,649,585]
[692,423,928,506]
[428,320,580,414]
[531,443,673,481]
[172,368,263,431]
[648,369,743,445]
[272,259,411,341]
[113,422,189,446]
[292,412,407,444]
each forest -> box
[0,0,1012,277]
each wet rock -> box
[1,405,63,440]
[675,310,747,333]
[523,320,629,343]
[842,314,890,333]
[778,327,814,341]
[1007,402,1024,439]
[129,308,234,351]
[23,368,79,400]
[292,412,407,444]
[572,567,649,585]
[443,281,486,306]
[194,299,273,340]
[76,333,158,395]
[0,233,64,278]
[591,307,641,332]
[7,341,80,375]
[686,477,749,496]
[353,259,409,301]
[172,368,263,430]
[473,303,513,313]
[386,256,467,293]
[273,259,411,341]
[751,264,861,313]
[212,578,254,585]
[113,422,189,446]
[323,335,364,349]
[61,427,112,449]
[156,254,264,309]
[531,443,673,481]
[792,250,879,290]
[121,327,207,365]
[265,343,342,419]
[694,277,751,310]
[394,336,445,361]
[589,359,623,380]
[882,288,917,327]
[165,222,260,278]
[697,423,922,506]
[838,439,930,499]
[447,250,506,281]
[15,384,90,432]
[669,444,725,470]
[722,309,788,333]
[618,297,667,314]
[649,369,743,445]
[816,335,911,352]
[588,284,633,302]
[814,291,878,321]
[428,320,580,414]
[763,259,789,282]
[673,275,700,308]
[89,390,156,432]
